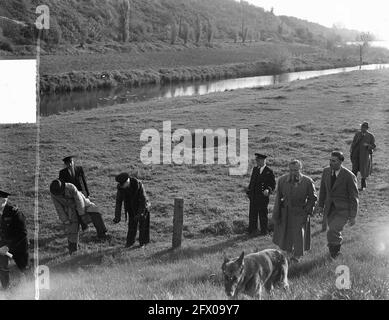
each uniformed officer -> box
[247,153,276,236]
[0,190,29,289]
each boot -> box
[328,244,341,259]
[361,178,367,190]
[68,241,78,255]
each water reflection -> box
[40,63,389,116]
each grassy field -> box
[1,68,389,300]
[37,42,389,93]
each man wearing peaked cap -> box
[59,155,90,198]
[247,153,276,236]
[0,190,29,289]
[114,173,151,248]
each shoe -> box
[125,242,135,248]
[97,233,112,241]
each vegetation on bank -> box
[38,42,389,93]
[1,69,389,299]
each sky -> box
[242,0,389,40]
[0,59,36,124]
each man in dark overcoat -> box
[0,190,29,289]
[349,122,376,190]
[247,153,276,236]
[114,173,150,248]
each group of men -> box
[0,121,376,289]
[247,122,376,262]
[49,156,151,255]
[0,156,151,289]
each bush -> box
[0,40,14,52]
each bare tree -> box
[356,32,373,66]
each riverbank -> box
[1,68,389,299]
[39,42,389,93]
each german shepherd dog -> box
[222,249,289,299]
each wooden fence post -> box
[172,198,184,249]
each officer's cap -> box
[0,190,11,198]
[254,153,267,159]
[62,155,76,163]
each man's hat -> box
[0,190,11,198]
[115,172,130,185]
[254,153,267,159]
[62,155,76,163]
[361,121,369,129]
[50,179,65,196]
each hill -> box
[0,0,362,53]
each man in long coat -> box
[272,160,317,263]
[350,122,376,190]
[50,180,109,255]
[0,190,29,289]
[318,151,359,259]
[114,173,150,248]
[247,153,276,236]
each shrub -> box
[0,40,14,52]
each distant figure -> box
[50,180,110,255]
[0,190,29,289]
[114,173,150,248]
[350,122,376,191]
[272,160,317,263]
[246,153,276,236]
[59,155,90,198]
[317,151,359,260]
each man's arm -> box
[268,169,276,193]
[79,167,90,198]
[114,189,123,223]
[305,178,318,215]
[318,170,327,209]
[247,168,255,196]
[51,195,70,224]
[136,181,150,216]
[347,172,359,220]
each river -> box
[40,63,389,116]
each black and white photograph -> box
[1,0,389,305]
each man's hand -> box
[263,189,270,197]
[348,217,356,227]
[63,220,71,225]
[113,217,121,224]
[0,246,9,255]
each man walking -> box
[350,122,376,191]
[318,151,359,260]
[0,190,29,289]
[50,180,109,255]
[114,173,150,248]
[246,153,276,236]
[272,160,317,263]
